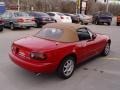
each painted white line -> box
[102,57,120,61]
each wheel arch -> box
[108,39,111,45]
[9,21,14,26]
[57,53,77,68]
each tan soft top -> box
[43,23,81,42]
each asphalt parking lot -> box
[0,17,120,90]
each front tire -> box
[95,20,99,25]
[35,21,41,28]
[107,22,111,26]
[84,23,88,25]
[57,56,75,79]
[26,26,31,29]
[101,43,110,56]
[10,23,15,30]
[0,27,3,32]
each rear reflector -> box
[0,20,4,24]
[32,18,35,21]
[30,52,47,60]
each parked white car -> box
[47,12,72,23]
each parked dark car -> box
[28,12,55,27]
[1,11,36,30]
[93,12,112,25]
[64,13,80,23]
[0,16,4,32]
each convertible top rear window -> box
[34,28,63,41]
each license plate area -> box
[24,19,31,23]
[18,50,26,58]
[17,48,30,59]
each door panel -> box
[75,41,86,63]
[75,27,101,63]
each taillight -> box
[17,18,24,22]
[0,20,4,24]
[30,52,47,60]
[32,18,35,21]
[61,16,64,19]
[12,45,19,54]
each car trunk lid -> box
[12,36,63,59]
[13,36,61,52]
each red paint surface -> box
[9,34,110,73]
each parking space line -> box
[102,57,120,61]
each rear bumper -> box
[61,21,72,23]
[39,21,55,25]
[83,19,92,23]
[99,19,112,23]
[15,22,36,28]
[0,24,4,27]
[9,52,58,73]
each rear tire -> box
[35,22,40,28]
[10,23,15,30]
[57,56,75,79]
[117,22,120,26]
[0,27,3,32]
[55,20,57,23]
[79,21,83,25]
[95,20,99,25]
[84,23,88,25]
[107,22,111,26]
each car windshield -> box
[57,13,64,16]
[38,12,49,17]
[100,12,112,16]
[34,28,63,41]
[77,14,84,18]
[14,12,29,17]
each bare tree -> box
[1,0,120,15]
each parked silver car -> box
[1,11,36,30]
[77,14,93,25]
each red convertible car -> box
[9,23,111,79]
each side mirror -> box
[92,33,97,40]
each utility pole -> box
[106,0,109,12]
[76,0,83,14]
[80,0,82,14]
[17,0,20,11]
[76,0,80,14]
[76,3,78,14]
